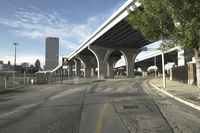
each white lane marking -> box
[149,81,200,112]
[49,87,85,100]
[16,103,41,110]
[0,103,40,118]
[0,110,19,118]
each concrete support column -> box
[85,67,91,78]
[63,69,66,76]
[63,69,67,79]
[107,57,121,78]
[76,54,97,78]
[74,59,81,76]
[91,67,95,77]
[107,61,114,78]
[89,46,114,79]
[61,68,64,80]
[140,65,149,77]
[68,64,73,77]
[120,48,140,78]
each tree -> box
[128,0,175,43]
[128,0,200,97]
[128,0,175,88]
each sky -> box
[0,0,127,67]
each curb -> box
[149,81,200,112]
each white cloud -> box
[0,7,103,50]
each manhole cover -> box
[123,105,138,109]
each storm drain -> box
[123,105,138,109]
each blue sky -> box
[0,0,126,67]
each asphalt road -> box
[0,77,200,133]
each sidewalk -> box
[150,78,200,111]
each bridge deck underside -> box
[80,19,150,57]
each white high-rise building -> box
[44,37,59,70]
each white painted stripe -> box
[16,103,41,110]
[0,110,19,118]
[49,87,85,100]
[0,103,40,118]
[149,81,200,112]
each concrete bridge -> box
[115,47,195,76]
[50,0,195,80]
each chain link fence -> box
[0,71,95,91]
[0,72,23,89]
[0,71,70,90]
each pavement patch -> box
[123,105,139,110]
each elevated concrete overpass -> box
[134,48,178,74]
[50,0,196,80]
[115,47,195,76]
[63,0,151,79]
[114,48,178,76]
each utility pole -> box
[24,70,26,85]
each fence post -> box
[59,76,61,84]
[4,76,7,89]
[24,71,26,85]
[35,77,37,85]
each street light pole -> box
[154,56,157,78]
[13,42,19,70]
[13,42,19,82]
[159,11,166,88]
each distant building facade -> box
[0,61,3,71]
[0,61,14,71]
[21,62,29,68]
[44,37,59,70]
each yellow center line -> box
[95,102,109,133]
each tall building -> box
[44,37,59,70]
